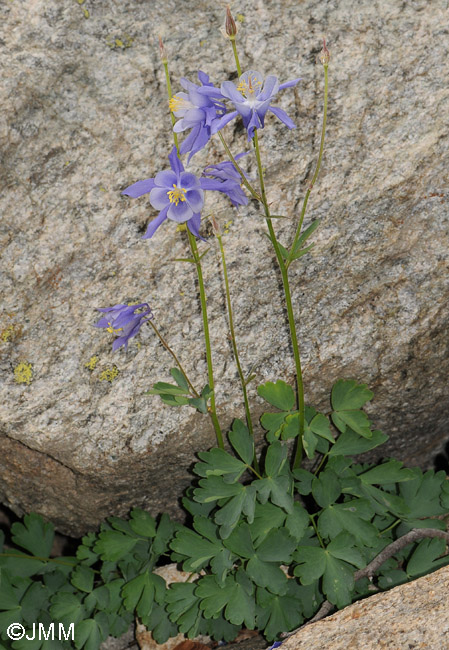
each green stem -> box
[147,320,200,398]
[217,233,259,471]
[252,130,305,468]
[230,38,242,76]
[287,64,328,268]
[188,230,224,449]
[379,519,401,536]
[246,463,262,480]
[309,513,325,548]
[313,452,329,476]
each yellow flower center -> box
[106,322,123,334]
[169,95,192,112]
[237,74,262,98]
[167,184,187,206]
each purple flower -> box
[220,70,300,140]
[170,71,235,161]
[95,303,153,351]
[122,147,204,239]
[122,147,248,239]
[202,153,249,207]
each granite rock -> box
[0,0,448,534]
[283,564,449,649]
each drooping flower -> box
[122,147,248,239]
[220,70,300,140]
[202,153,249,207]
[170,71,235,160]
[94,303,153,351]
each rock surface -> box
[0,0,448,534]
[283,564,449,649]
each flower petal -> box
[96,304,128,314]
[168,146,184,176]
[122,178,156,198]
[142,205,169,239]
[187,212,206,240]
[185,188,204,212]
[173,108,205,131]
[94,316,111,328]
[167,200,193,223]
[279,78,301,90]
[199,177,224,191]
[186,126,211,162]
[210,110,239,134]
[150,187,170,210]
[245,110,262,139]
[197,70,210,85]
[269,105,296,129]
[258,75,280,101]
[154,169,177,188]
[179,125,202,155]
[240,70,264,92]
[179,172,201,190]
[221,80,245,104]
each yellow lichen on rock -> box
[14,362,33,385]
[99,365,119,382]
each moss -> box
[99,365,119,382]
[84,355,99,371]
[14,362,33,385]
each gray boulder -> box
[0,0,448,534]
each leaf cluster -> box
[1,381,448,648]
[148,368,213,414]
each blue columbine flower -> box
[122,147,204,238]
[122,147,248,239]
[202,153,249,207]
[170,71,235,161]
[95,303,153,351]
[220,70,300,140]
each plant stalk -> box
[188,230,224,449]
[147,320,200,398]
[216,232,259,470]
[287,63,328,268]
[252,130,305,467]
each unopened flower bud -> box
[225,6,238,39]
[210,214,222,237]
[158,35,168,63]
[319,38,330,66]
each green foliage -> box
[148,370,213,414]
[0,380,447,648]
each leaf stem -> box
[287,63,328,268]
[252,130,305,468]
[309,513,325,548]
[188,230,224,449]
[217,232,260,471]
[147,320,200,398]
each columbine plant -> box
[0,10,448,650]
